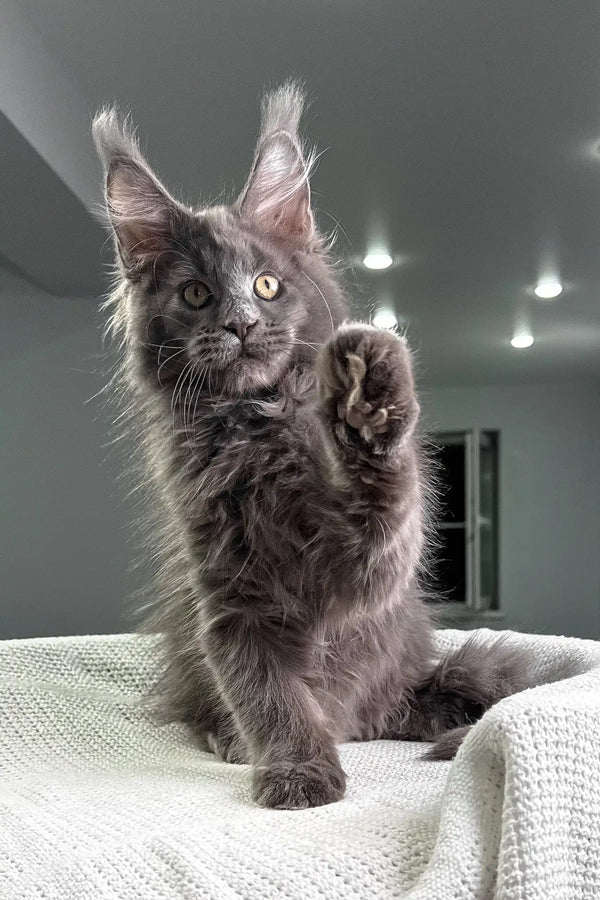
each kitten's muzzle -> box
[223,318,258,343]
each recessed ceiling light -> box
[363,252,393,270]
[372,309,398,329]
[511,334,534,349]
[534,279,563,299]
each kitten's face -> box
[138,207,339,396]
[95,85,347,396]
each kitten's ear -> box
[93,108,186,273]
[236,83,315,243]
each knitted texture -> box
[1,629,599,899]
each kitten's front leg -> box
[317,323,419,468]
[202,604,346,809]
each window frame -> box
[435,428,499,612]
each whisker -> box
[182,363,204,440]
[190,367,209,433]
[157,346,187,385]
[285,338,324,351]
[142,339,181,350]
[146,313,187,337]
[302,273,335,336]
[171,359,194,415]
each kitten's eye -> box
[182,281,212,309]
[254,273,280,300]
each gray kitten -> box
[94,83,527,809]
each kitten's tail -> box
[409,635,532,760]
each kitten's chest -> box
[185,406,317,551]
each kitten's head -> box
[94,83,347,396]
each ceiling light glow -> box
[372,309,398,329]
[363,252,393,270]
[534,279,563,299]
[511,334,534,349]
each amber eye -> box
[182,281,212,309]
[254,273,280,300]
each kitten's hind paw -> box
[424,725,472,760]
[204,728,250,764]
[317,323,419,454]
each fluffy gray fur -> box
[93,82,528,809]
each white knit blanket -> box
[1,629,599,899]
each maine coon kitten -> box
[94,83,527,809]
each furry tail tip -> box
[422,634,533,760]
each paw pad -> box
[337,352,392,441]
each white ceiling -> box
[5,0,600,386]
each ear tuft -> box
[259,80,307,139]
[236,81,316,243]
[92,106,141,174]
[92,107,187,274]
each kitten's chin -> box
[217,350,290,396]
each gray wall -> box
[1,262,598,639]
[422,381,600,639]
[0,266,137,638]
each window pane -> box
[480,524,494,601]
[435,527,466,602]
[438,441,465,523]
[478,431,498,609]
[479,432,496,523]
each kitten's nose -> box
[223,319,258,342]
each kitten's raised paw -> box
[252,757,346,809]
[317,323,419,452]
